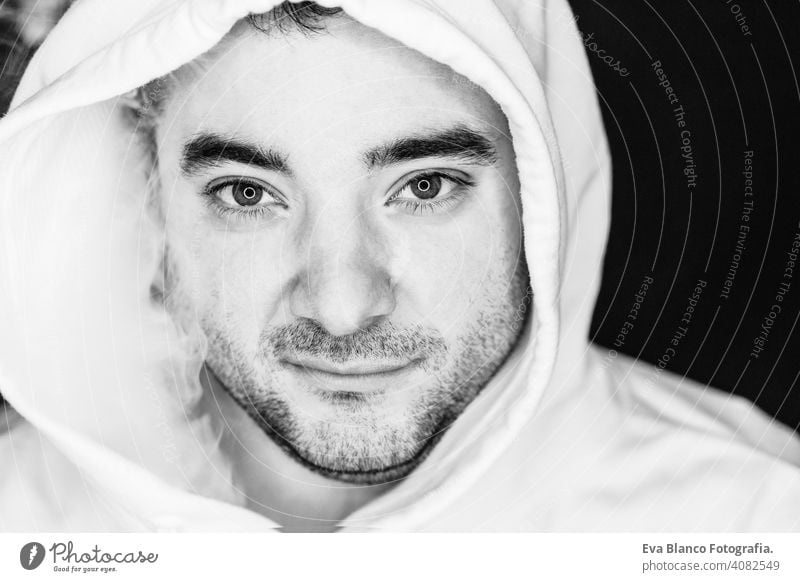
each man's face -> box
[154,16,529,484]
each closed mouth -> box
[279,356,420,393]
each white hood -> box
[0,0,613,531]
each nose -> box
[289,213,395,336]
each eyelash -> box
[201,171,476,220]
[386,171,475,216]
[203,178,284,221]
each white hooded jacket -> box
[1,0,800,532]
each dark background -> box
[1,1,799,431]
[567,0,800,431]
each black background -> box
[1,1,799,431]
[568,0,800,431]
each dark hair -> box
[249,1,343,34]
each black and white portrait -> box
[0,0,799,536]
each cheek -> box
[396,200,524,330]
[163,193,287,343]
[202,239,282,320]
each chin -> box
[234,380,449,485]
[257,413,445,486]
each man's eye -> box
[396,173,453,201]
[387,171,474,216]
[206,178,285,212]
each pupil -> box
[232,182,263,206]
[412,175,440,200]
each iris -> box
[233,181,264,206]
[409,175,440,200]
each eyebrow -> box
[364,125,498,168]
[180,133,290,176]
[179,125,498,176]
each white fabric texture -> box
[1,0,799,531]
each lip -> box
[280,356,419,393]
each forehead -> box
[164,16,507,149]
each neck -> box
[201,369,393,532]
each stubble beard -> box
[170,255,531,485]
